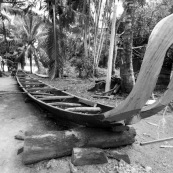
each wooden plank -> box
[22,83,44,85]
[48,102,82,107]
[65,107,101,113]
[27,87,53,91]
[18,77,31,80]
[19,79,38,82]
[39,95,74,101]
[28,82,44,84]
[20,81,39,83]
[33,94,55,97]
[24,84,45,87]
[30,92,54,96]
[92,95,114,99]
[78,98,96,107]
[103,14,173,123]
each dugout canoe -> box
[16,70,120,128]
[16,14,173,127]
[16,68,172,128]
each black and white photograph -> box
[0,0,173,172]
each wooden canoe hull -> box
[16,11,173,129]
[16,71,120,128]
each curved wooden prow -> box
[103,14,173,124]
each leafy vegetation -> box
[0,0,173,91]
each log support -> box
[22,127,136,165]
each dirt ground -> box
[1,75,173,173]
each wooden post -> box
[105,0,118,92]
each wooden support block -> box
[39,96,74,101]
[71,148,108,166]
[22,127,136,164]
[111,125,129,132]
[105,150,130,164]
[65,107,101,113]
[48,102,82,107]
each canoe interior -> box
[16,71,120,128]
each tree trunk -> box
[120,0,135,93]
[93,0,103,77]
[34,50,47,74]
[58,25,64,77]
[30,56,32,74]
[33,50,40,73]
[112,44,118,75]
[51,1,60,79]
[105,2,117,92]
[22,127,136,165]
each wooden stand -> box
[22,127,136,165]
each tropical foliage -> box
[1,0,173,91]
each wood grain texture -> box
[104,14,173,123]
[39,95,74,101]
[65,107,101,113]
[48,102,82,107]
[22,127,136,164]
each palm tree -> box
[38,0,83,79]
[0,3,13,46]
[12,13,45,73]
[119,0,149,93]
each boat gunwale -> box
[16,72,113,117]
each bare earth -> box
[0,75,173,173]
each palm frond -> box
[31,19,44,37]
[23,15,31,35]
[29,14,33,35]
[22,25,30,40]
[2,5,23,16]
[39,47,50,68]
[0,13,11,22]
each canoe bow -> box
[104,14,173,124]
